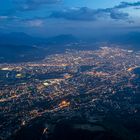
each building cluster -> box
[0,47,140,139]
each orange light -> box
[59,100,70,108]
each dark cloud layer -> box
[50,7,100,21]
[50,1,140,22]
[115,1,140,9]
[50,7,129,21]
[0,1,140,36]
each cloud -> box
[114,1,140,9]
[109,10,129,20]
[25,19,44,27]
[0,16,18,21]
[50,7,99,21]
[1,1,139,33]
[0,16,10,20]
[50,7,129,21]
[49,1,140,22]
[13,0,61,11]
[0,15,44,29]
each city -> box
[0,47,140,140]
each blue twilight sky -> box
[0,0,140,37]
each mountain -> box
[47,34,78,44]
[0,32,78,46]
[118,32,140,45]
[0,33,79,63]
[85,31,140,50]
[109,32,140,49]
[1,31,139,63]
[0,32,36,45]
[0,44,47,63]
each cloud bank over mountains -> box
[0,0,140,36]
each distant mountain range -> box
[0,32,78,46]
[0,31,140,63]
[0,44,48,63]
[110,32,140,49]
[0,31,140,46]
[0,33,79,63]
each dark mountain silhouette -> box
[0,44,47,63]
[47,34,78,44]
[0,31,140,63]
[109,32,140,49]
[0,32,78,45]
[0,32,56,46]
[0,33,79,63]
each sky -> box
[0,0,140,37]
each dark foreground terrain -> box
[9,113,140,140]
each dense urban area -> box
[0,47,140,140]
